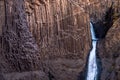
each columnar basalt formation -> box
[0,0,120,80]
[1,0,91,80]
[24,0,91,80]
[0,0,48,80]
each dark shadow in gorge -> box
[93,2,120,39]
[96,48,102,80]
[77,49,91,80]
[78,2,120,80]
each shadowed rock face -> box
[93,3,120,39]
[0,0,120,80]
[97,18,120,80]
[0,0,48,80]
[92,1,120,80]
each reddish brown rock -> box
[97,19,120,80]
[0,0,47,79]
[24,0,91,80]
[0,0,120,80]
[91,1,120,80]
[0,0,91,80]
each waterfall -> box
[86,22,98,80]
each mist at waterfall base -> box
[86,22,98,80]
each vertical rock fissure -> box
[86,22,98,80]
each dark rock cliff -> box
[0,0,120,80]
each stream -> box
[86,22,98,80]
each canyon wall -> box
[97,3,120,80]
[97,19,120,80]
[0,0,120,80]
[24,0,91,80]
[1,0,91,80]
[89,1,120,80]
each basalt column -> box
[24,0,91,80]
[0,0,92,80]
[0,0,48,80]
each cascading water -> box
[86,22,98,80]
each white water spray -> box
[87,22,98,80]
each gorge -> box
[0,0,120,80]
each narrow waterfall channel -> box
[86,22,98,80]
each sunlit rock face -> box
[24,0,91,79]
[0,0,120,80]
[1,0,91,80]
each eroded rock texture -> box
[1,0,91,80]
[97,19,120,80]
[24,0,91,80]
[91,1,120,80]
[97,11,120,80]
[0,0,120,80]
[0,0,47,80]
